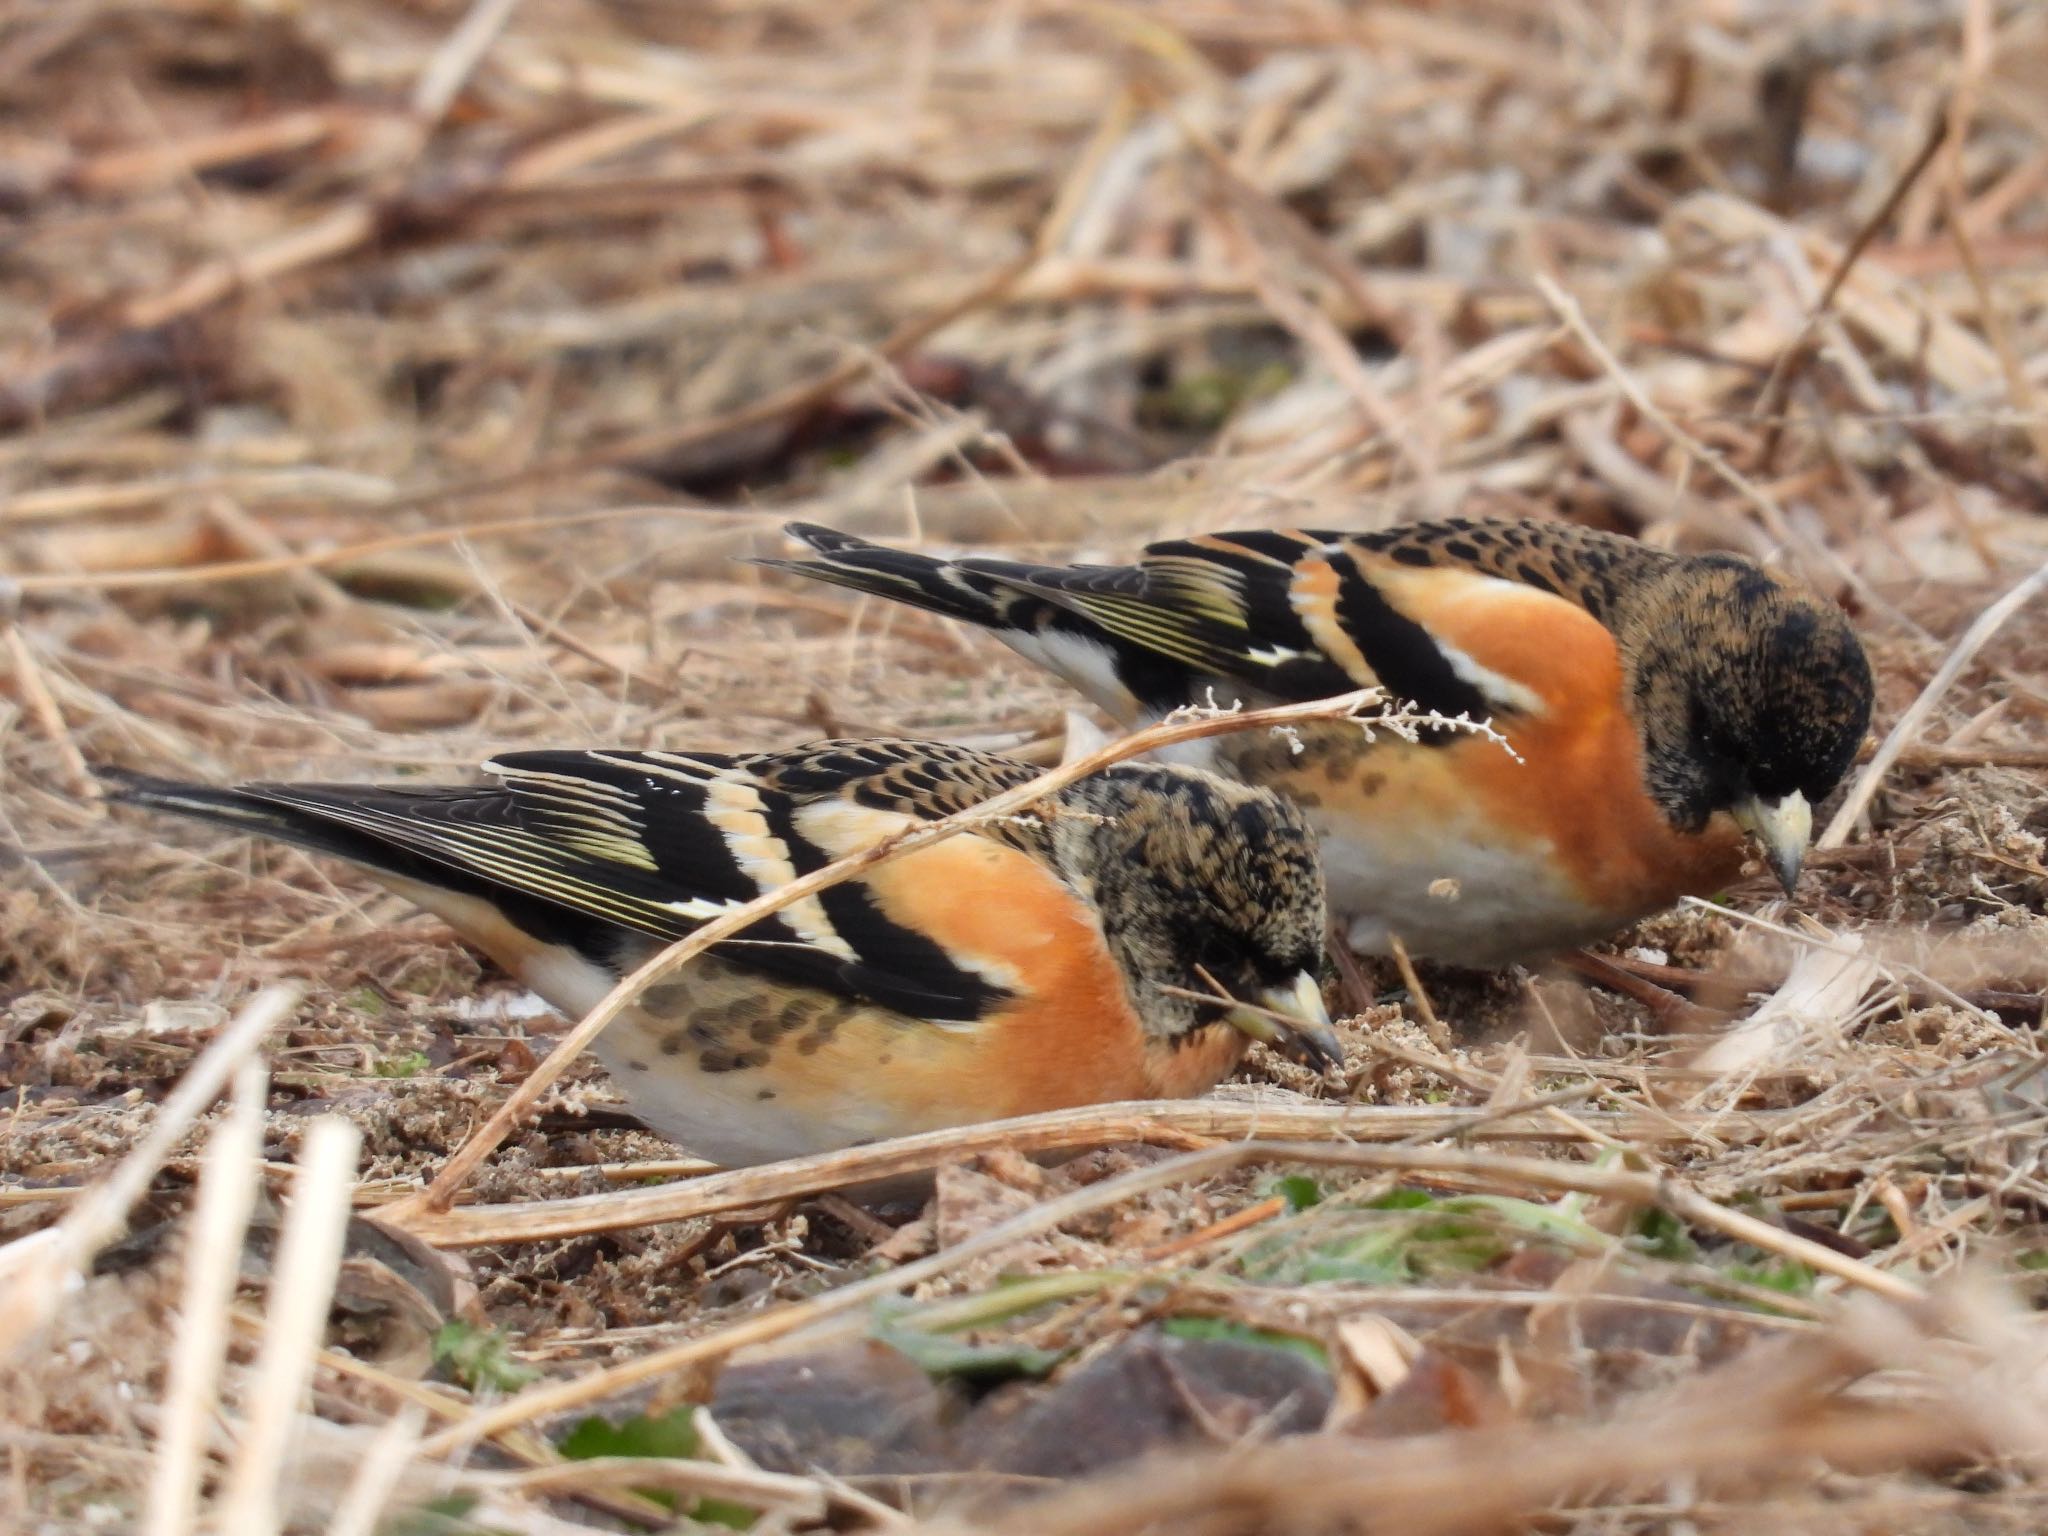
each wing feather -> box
[776,518,1652,724]
[136,742,1051,1022]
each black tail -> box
[98,767,454,883]
[755,523,1022,629]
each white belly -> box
[590,1007,904,1168]
[1316,815,1618,967]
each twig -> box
[1397,1083,1607,1149]
[326,1408,429,1536]
[145,1061,268,1536]
[1535,274,1805,556]
[13,505,714,595]
[1386,933,1450,1051]
[1677,899,2000,1027]
[223,1310,657,1522]
[0,984,299,1361]
[1938,0,2048,469]
[413,1144,1269,1456]
[1751,107,1950,470]
[1819,555,2048,849]
[2,622,95,800]
[1901,742,2048,770]
[73,109,340,195]
[1215,207,1423,483]
[392,1096,1766,1248]
[214,1116,362,1536]
[466,1454,831,1520]
[1561,948,1723,1028]
[417,1136,1920,1459]
[1351,1029,1497,1100]
[1584,944,2041,1020]
[411,0,523,128]
[391,254,1039,510]
[937,1339,1955,1536]
[1688,933,1881,1081]
[1142,1194,1287,1260]
[121,204,378,332]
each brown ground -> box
[4,3,2048,1533]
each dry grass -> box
[4,1,2048,1532]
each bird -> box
[104,740,1338,1167]
[762,517,1875,968]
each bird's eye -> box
[1196,932,1258,985]
[1202,933,1248,969]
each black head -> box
[1057,765,1337,1064]
[1626,558,1872,865]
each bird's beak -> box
[1225,971,1345,1074]
[1732,790,1812,896]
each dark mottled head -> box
[1621,557,1873,889]
[1054,764,1338,1065]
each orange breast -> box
[1361,562,1747,911]
[1220,560,1746,961]
[847,832,1234,1115]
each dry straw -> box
[6,1,2048,1531]
[0,985,298,1361]
[142,1061,268,1536]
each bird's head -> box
[1627,558,1872,893]
[1061,765,1341,1071]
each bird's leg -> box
[1326,920,1379,1019]
[1558,949,1718,1031]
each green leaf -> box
[431,1321,539,1392]
[1303,1222,1503,1285]
[559,1406,702,1463]
[874,1327,1065,1381]
[1433,1194,1604,1245]
[1239,1188,1603,1286]
[1630,1206,1697,1264]
[1139,362,1294,432]
[558,1408,754,1527]
[1365,1188,1437,1211]
[1725,1258,1816,1297]
[1273,1174,1322,1211]
[374,1050,432,1079]
[1625,1204,1820,1305]
[865,1270,1122,1372]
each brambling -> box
[765,518,1874,967]
[105,741,1337,1166]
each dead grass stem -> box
[6,2,2047,1530]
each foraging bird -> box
[105,741,1337,1167]
[765,518,1874,967]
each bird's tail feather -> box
[756,522,1020,629]
[97,767,420,878]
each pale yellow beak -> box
[1225,970,1344,1073]
[1732,791,1813,896]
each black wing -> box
[773,523,1510,720]
[105,741,1055,1021]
